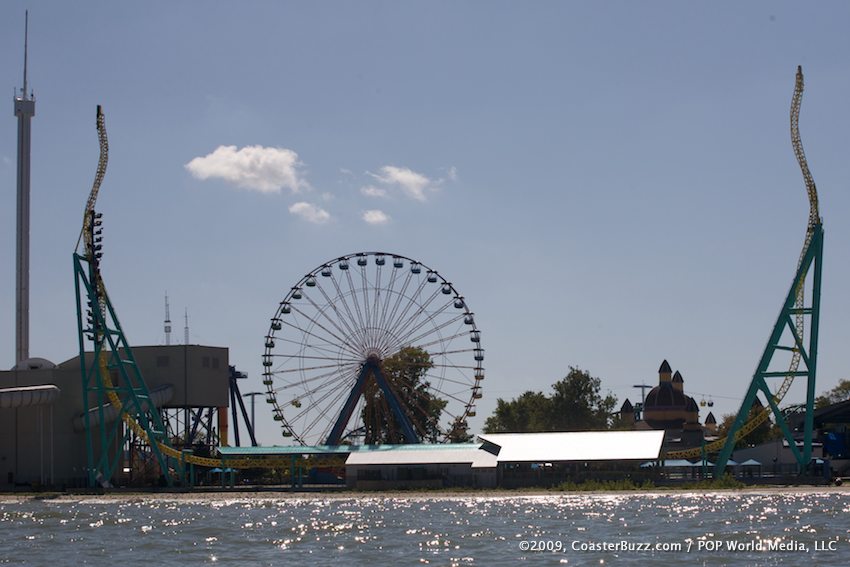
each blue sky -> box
[2,1,849,445]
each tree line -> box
[483,367,619,433]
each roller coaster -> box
[73,66,826,487]
[74,108,290,487]
[665,67,824,477]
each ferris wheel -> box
[262,252,484,446]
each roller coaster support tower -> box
[713,223,822,476]
[714,66,823,477]
[74,107,176,488]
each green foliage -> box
[675,474,745,490]
[716,403,780,450]
[556,478,655,491]
[816,379,850,409]
[484,391,552,433]
[484,367,618,433]
[447,416,475,443]
[361,346,449,444]
[554,474,744,492]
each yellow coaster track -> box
[666,67,820,461]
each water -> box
[1,490,848,565]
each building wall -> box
[58,345,229,408]
[0,367,88,488]
[1,345,230,488]
[345,463,496,489]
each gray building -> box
[0,345,229,489]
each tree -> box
[447,416,474,443]
[483,367,618,433]
[484,391,553,433]
[716,399,780,449]
[549,367,618,430]
[360,346,447,444]
[816,379,850,409]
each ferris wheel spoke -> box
[383,303,460,356]
[421,371,475,390]
[289,304,362,357]
[287,373,353,423]
[272,362,354,374]
[412,330,472,351]
[312,278,368,352]
[277,312,360,359]
[273,335,348,359]
[272,365,356,392]
[379,273,429,351]
[378,286,443,353]
[387,290,451,345]
[389,308,464,353]
[300,383,355,441]
[430,363,480,371]
[370,264,385,343]
[376,265,406,338]
[343,269,369,342]
[272,354,362,365]
[359,262,374,343]
[273,370,357,395]
[380,270,415,339]
[300,287,359,342]
[420,347,477,358]
[326,272,371,349]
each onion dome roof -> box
[644,382,688,409]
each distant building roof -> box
[813,399,850,426]
[672,371,683,383]
[658,360,672,374]
[620,398,633,412]
[479,430,664,463]
[705,411,716,424]
[345,445,497,468]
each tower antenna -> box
[184,308,190,345]
[22,10,29,99]
[164,293,172,346]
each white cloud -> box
[446,166,458,181]
[185,145,308,194]
[362,210,390,225]
[289,202,331,224]
[371,165,432,202]
[360,185,388,198]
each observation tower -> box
[14,11,36,365]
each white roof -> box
[345,446,497,468]
[479,430,664,462]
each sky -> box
[1,1,849,445]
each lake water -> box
[1,490,848,565]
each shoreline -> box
[2,484,848,503]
